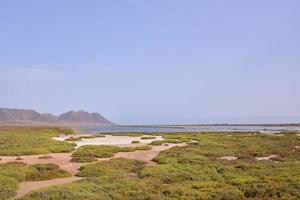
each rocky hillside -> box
[0,108,113,125]
[58,110,112,124]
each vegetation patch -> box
[131,140,140,144]
[77,158,146,179]
[0,127,75,156]
[71,145,135,163]
[65,137,82,141]
[18,131,300,200]
[150,139,182,146]
[141,136,156,140]
[0,162,70,200]
[25,163,71,181]
[78,134,106,139]
[134,146,152,151]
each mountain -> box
[58,110,112,124]
[0,108,40,122]
[0,108,113,125]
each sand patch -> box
[113,143,186,165]
[220,156,238,161]
[256,155,278,161]
[1,141,186,198]
[16,177,83,198]
[54,134,164,148]
[0,153,81,175]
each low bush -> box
[141,136,156,140]
[65,137,82,141]
[25,163,71,181]
[71,145,136,162]
[135,146,152,151]
[131,140,140,144]
[0,127,75,156]
[79,134,106,139]
[150,139,182,146]
[0,162,70,200]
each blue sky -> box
[0,0,299,124]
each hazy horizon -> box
[1,1,300,125]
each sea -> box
[81,125,300,134]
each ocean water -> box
[81,125,300,133]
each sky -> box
[0,0,300,125]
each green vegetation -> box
[134,145,152,151]
[25,163,71,181]
[79,134,106,139]
[0,127,75,156]
[71,145,135,162]
[141,136,156,140]
[150,139,182,146]
[18,131,300,200]
[71,144,154,163]
[65,137,82,141]
[0,162,70,200]
[131,140,140,144]
[77,158,146,178]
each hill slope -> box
[0,108,113,125]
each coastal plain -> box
[0,126,299,200]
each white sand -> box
[54,134,164,147]
[220,156,238,161]
[256,155,278,161]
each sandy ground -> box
[53,135,164,147]
[112,143,185,166]
[0,142,185,199]
[220,156,238,161]
[0,153,81,175]
[16,177,83,198]
[256,155,278,161]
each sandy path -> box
[0,143,186,199]
[113,143,186,165]
[15,177,83,198]
[0,153,81,175]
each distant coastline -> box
[120,123,300,128]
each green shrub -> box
[0,162,71,200]
[150,139,182,146]
[77,158,146,178]
[7,130,300,200]
[65,137,82,141]
[135,146,152,151]
[0,174,19,200]
[71,145,136,163]
[25,164,71,181]
[131,140,140,144]
[0,127,75,156]
[79,134,106,139]
[141,136,156,140]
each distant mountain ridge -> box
[0,108,113,125]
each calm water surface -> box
[80,125,300,133]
